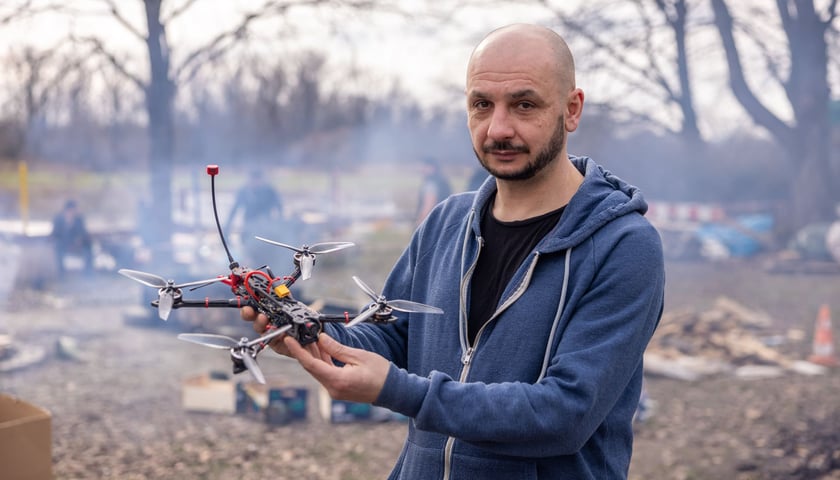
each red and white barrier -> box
[647,202,726,225]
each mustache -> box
[482,141,529,154]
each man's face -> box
[473,113,566,181]
[465,39,569,181]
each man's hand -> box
[239,305,291,356]
[284,333,389,404]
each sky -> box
[0,1,554,109]
[0,0,829,140]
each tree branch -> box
[163,0,200,23]
[0,0,81,25]
[734,21,786,86]
[75,35,146,90]
[560,16,674,98]
[710,0,792,143]
[173,0,302,84]
[586,99,677,134]
[101,0,146,41]
[637,0,679,103]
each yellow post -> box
[18,160,29,235]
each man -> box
[243,23,664,479]
[226,168,284,264]
[51,199,93,276]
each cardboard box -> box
[237,381,308,425]
[181,372,237,414]
[317,386,406,424]
[0,393,52,480]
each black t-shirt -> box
[468,196,565,345]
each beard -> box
[474,114,566,181]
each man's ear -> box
[564,88,584,132]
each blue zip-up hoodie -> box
[325,156,665,479]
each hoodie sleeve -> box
[375,220,665,458]
[321,232,422,367]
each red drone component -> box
[206,165,219,176]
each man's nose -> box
[486,108,515,141]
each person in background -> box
[226,168,284,264]
[51,199,93,276]
[243,23,665,479]
[414,156,452,226]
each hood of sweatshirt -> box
[469,155,648,253]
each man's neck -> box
[492,156,583,222]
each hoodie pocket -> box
[391,439,537,480]
[449,452,537,479]
[391,439,444,480]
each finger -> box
[304,341,323,358]
[252,313,270,334]
[318,343,333,364]
[266,331,291,356]
[284,336,335,378]
[283,335,314,361]
[269,342,291,356]
[240,306,256,321]
[316,333,358,364]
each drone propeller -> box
[118,268,167,288]
[119,268,226,290]
[118,269,226,320]
[255,238,355,280]
[177,332,239,349]
[177,325,292,384]
[240,352,264,384]
[346,276,444,327]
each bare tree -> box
[2,45,86,160]
[531,0,706,144]
[710,0,839,237]
[63,0,387,260]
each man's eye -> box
[518,102,535,110]
[473,100,490,109]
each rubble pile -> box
[644,297,823,381]
[0,334,46,372]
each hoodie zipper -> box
[444,231,482,480]
[442,251,540,480]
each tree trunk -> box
[143,0,175,262]
[710,0,836,240]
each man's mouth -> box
[483,144,529,156]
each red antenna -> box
[207,165,237,268]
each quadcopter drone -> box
[119,165,443,384]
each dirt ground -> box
[2,257,839,480]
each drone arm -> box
[283,266,302,288]
[319,313,354,324]
[152,298,254,309]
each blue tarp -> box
[695,214,773,257]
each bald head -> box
[467,24,576,94]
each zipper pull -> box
[462,347,474,366]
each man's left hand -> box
[284,333,389,404]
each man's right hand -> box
[240,306,291,356]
